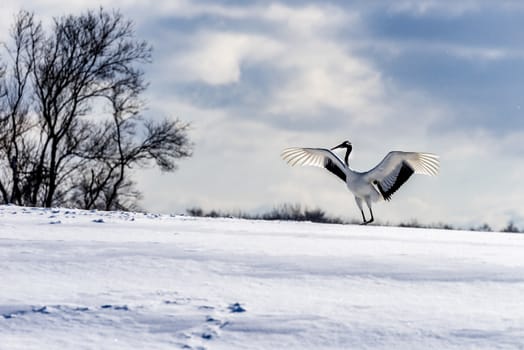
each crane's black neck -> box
[344,145,352,166]
[331,141,353,167]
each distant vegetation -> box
[187,203,350,225]
[186,203,522,233]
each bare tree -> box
[0,12,40,205]
[72,84,192,210]
[0,9,192,210]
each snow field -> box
[1,205,524,349]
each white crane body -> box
[281,141,439,224]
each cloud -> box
[261,3,351,35]
[266,40,385,124]
[159,3,384,128]
[172,31,283,85]
[386,0,482,16]
[386,0,524,17]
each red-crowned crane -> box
[281,141,440,224]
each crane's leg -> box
[355,197,368,224]
[360,210,367,224]
[365,207,374,225]
[362,198,374,225]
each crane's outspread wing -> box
[364,152,440,201]
[280,147,348,183]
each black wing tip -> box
[375,181,392,201]
[325,158,347,183]
[377,162,415,201]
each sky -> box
[1,0,524,229]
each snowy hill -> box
[1,205,524,349]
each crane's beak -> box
[331,142,350,150]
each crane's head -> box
[331,140,352,151]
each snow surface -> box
[1,205,524,350]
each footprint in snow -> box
[228,303,246,313]
[100,304,129,311]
